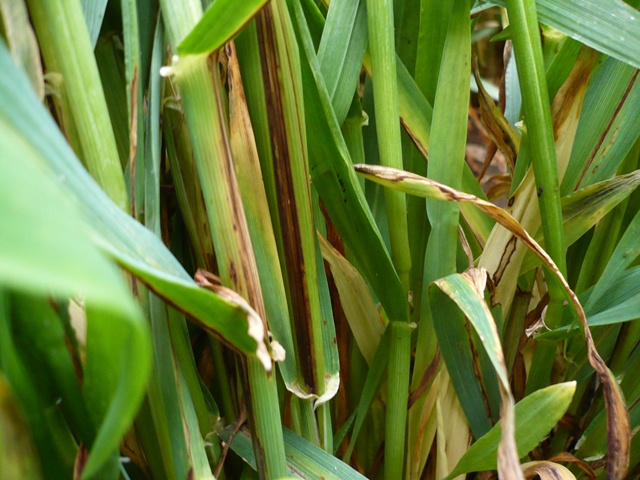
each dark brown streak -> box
[575,69,639,190]
[465,318,495,422]
[214,407,247,478]
[493,236,518,286]
[407,349,441,409]
[256,6,316,393]
[212,50,268,336]
[551,48,596,143]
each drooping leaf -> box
[447,382,576,478]
[356,163,630,477]
[431,269,523,480]
[0,38,270,368]
[178,0,268,55]
[0,53,152,477]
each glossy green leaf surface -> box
[223,427,368,479]
[178,0,268,54]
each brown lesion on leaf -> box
[472,54,519,173]
[551,47,597,143]
[493,235,518,286]
[256,6,317,393]
[73,444,88,480]
[465,317,496,423]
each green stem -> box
[366,0,411,289]
[384,322,412,479]
[505,0,567,328]
[26,0,128,211]
[159,0,288,476]
[365,1,413,475]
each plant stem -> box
[505,0,567,327]
[27,0,128,211]
[158,0,288,476]
[366,0,412,290]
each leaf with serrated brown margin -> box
[355,164,630,478]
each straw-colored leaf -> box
[318,234,385,364]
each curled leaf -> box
[521,461,576,480]
[356,164,630,478]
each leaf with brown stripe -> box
[431,268,523,480]
[356,163,630,478]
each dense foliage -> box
[1,0,640,478]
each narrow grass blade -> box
[586,207,640,313]
[144,15,163,236]
[318,234,385,364]
[222,427,368,480]
[356,163,630,476]
[561,60,640,194]
[447,382,576,477]
[483,0,640,70]
[430,269,523,479]
[226,42,299,392]
[288,0,407,326]
[146,300,217,479]
[0,41,270,367]
[256,0,333,399]
[178,0,268,55]
[317,0,367,124]
[95,37,130,168]
[80,0,108,48]
[121,0,145,219]
[365,0,411,289]
[505,1,567,329]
